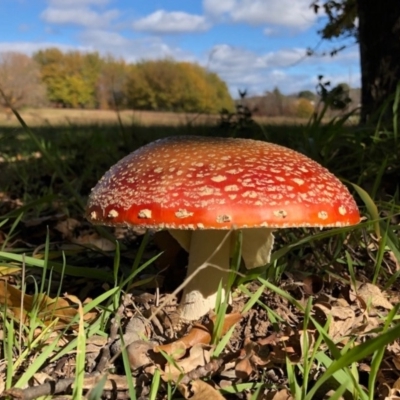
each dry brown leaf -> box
[154,313,241,359]
[264,388,294,400]
[75,233,116,251]
[235,337,276,379]
[235,339,258,379]
[128,340,155,370]
[275,336,302,364]
[0,280,97,329]
[85,334,108,352]
[33,372,52,385]
[54,218,80,238]
[393,355,400,370]
[163,344,211,381]
[303,275,323,295]
[356,283,393,310]
[377,381,400,400]
[394,378,400,390]
[155,323,211,360]
[179,379,225,400]
[388,251,400,271]
[314,301,356,341]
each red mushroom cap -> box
[86,136,360,229]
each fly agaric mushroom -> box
[86,136,360,321]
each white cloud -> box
[203,0,316,30]
[263,27,275,36]
[207,44,360,95]
[79,30,130,49]
[203,0,236,16]
[132,10,210,34]
[0,32,193,65]
[209,44,305,70]
[41,7,119,28]
[0,42,87,55]
[78,30,194,62]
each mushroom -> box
[86,136,360,321]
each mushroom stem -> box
[170,229,233,321]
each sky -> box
[0,0,360,97]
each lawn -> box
[0,107,399,399]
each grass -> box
[0,107,311,128]
[0,104,399,399]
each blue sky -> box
[0,0,360,96]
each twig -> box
[4,376,78,400]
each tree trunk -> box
[357,0,400,123]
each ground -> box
[0,108,399,400]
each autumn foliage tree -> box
[34,48,102,108]
[124,59,234,113]
[0,52,46,113]
[32,50,234,113]
[96,56,128,110]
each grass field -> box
[0,106,399,399]
[0,107,312,127]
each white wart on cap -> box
[87,136,360,320]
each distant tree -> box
[124,64,157,110]
[296,98,315,118]
[178,63,234,113]
[0,52,46,115]
[96,56,128,109]
[34,48,102,108]
[298,90,316,101]
[272,87,284,115]
[32,50,233,113]
[205,71,235,113]
[311,0,400,123]
[142,59,187,111]
[124,59,234,113]
[34,48,68,107]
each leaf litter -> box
[0,191,399,399]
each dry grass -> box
[0,108,216,127]
[0,107,310,127]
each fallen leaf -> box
[303,275,323,295]
[235,339,258,379]
[154,313,241,359]
[0,280,97,329]
[155,323,210,360]
[163,344,211,381]
[393,354,400,370]
[356,283,393,310]
[54,217,80,237]
[127,340,155,370]
[264,389,294,400]
[0,264,21,276]
[314,301,356,341]
[73,231,116,251]
[179,379,225,400]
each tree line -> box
[0,49,234,114]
